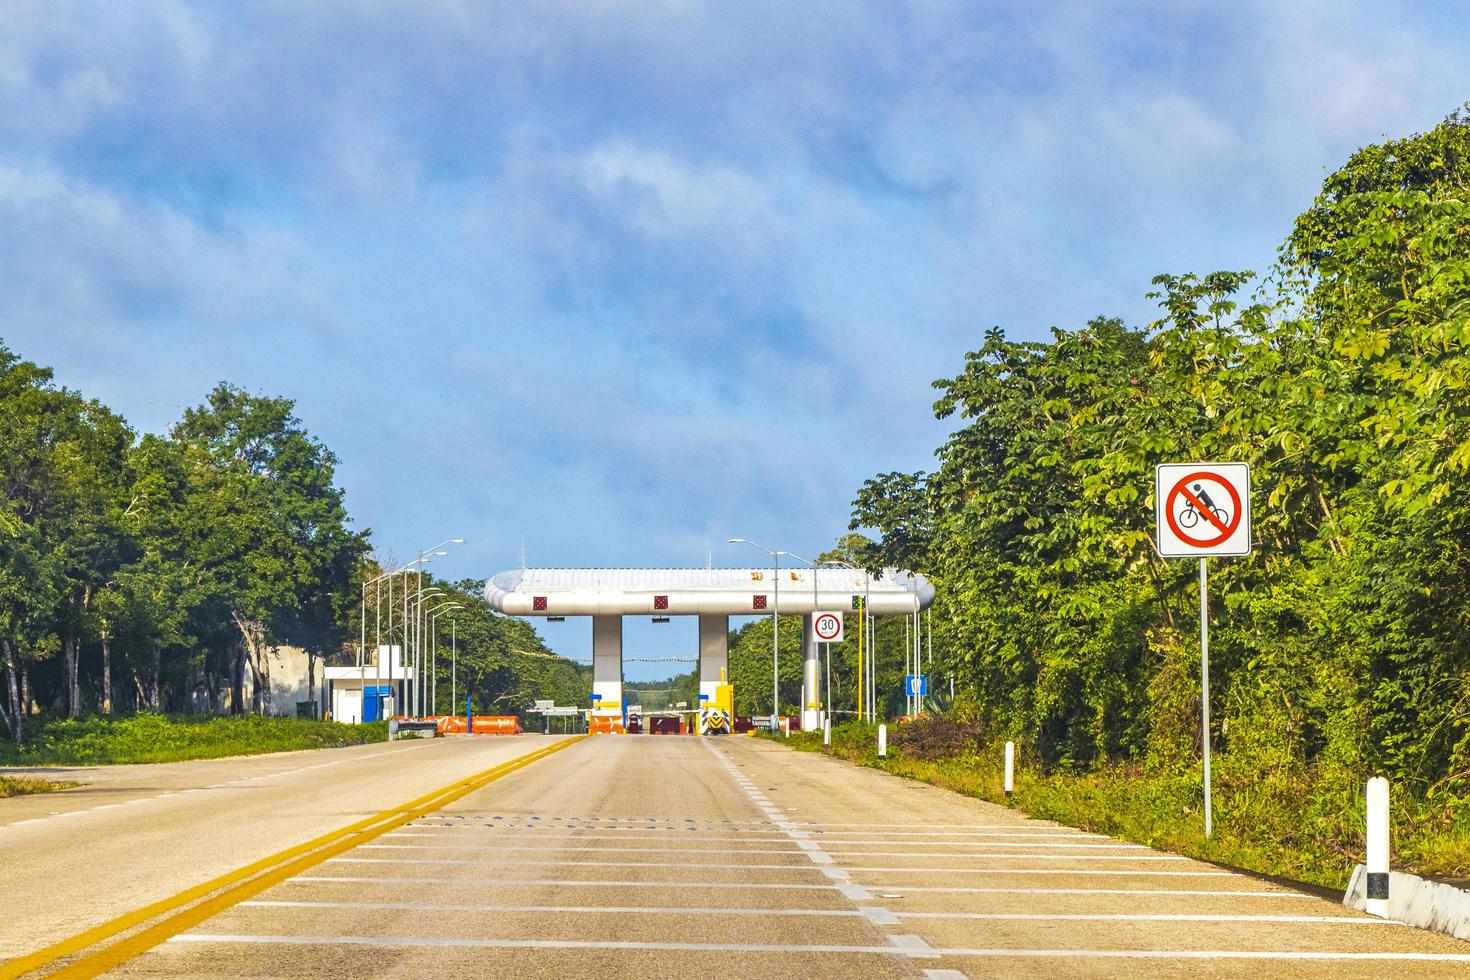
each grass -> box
[767,724,1470,891]
[0,775,79,798]
[0,712,388,766]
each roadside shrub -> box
[890,711,986,760]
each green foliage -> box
[0,712,385,766]
[851,108,1470,835]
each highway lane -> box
[11,734,1470,977]
[0,735,571,963]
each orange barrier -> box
[589,715,625,735]
[433,715,522,735]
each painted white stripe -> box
[887,933,940,958]
[168,935,1470,962]
[866,885,1315,898]
[841,867,1234,876]
[363,843,807,856]
[294,875,842,891]
[242,901,869,917]
[386,831,1129,846]
[328,857,820,871]
[824,852,1187,861]
[895,912,1397,925]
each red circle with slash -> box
[1165,471,1243,548]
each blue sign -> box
[905,674,928,697]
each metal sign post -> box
[1155,462,1250,840]
[1199,556,1211,838]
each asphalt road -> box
[0,735,569,965]
[6,734,1470,978]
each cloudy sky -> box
[2,1,1465,674]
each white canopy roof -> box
[484,567,934,618]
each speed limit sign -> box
[811,612,844,643]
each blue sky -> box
[1,2,1466,677]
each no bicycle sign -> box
[1155,462,1251,558]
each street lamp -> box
[359,567,404,721]
[428,601,463,716]
[412,586,445,717]
[407,538,465,717]
[730,538,786,731]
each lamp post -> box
[412,587,445,716]
[411,539,466,717]
[360,568,402,722]
[730,538,785,731]
[428,602,463,716]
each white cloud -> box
[578,142,783,254]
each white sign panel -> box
[810,611,845,644]
[1155,463,1251,558]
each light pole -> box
[730,538,785,731]
[428,602,463,715]
[412,587,445,716]
[360,568,401,721]
[412,539,466,716]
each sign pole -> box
[1200,556,1212,839]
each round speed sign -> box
[813,612,844,642]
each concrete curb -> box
[1344,863,1470,941]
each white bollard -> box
[823,718,831,746]
[1004,740,1015,798]
[1365,776,1391,918]
[878,723,887,758]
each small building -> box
[324,645,415,723]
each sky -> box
[1,1,1466,677]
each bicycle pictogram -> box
[1177,482,1230,530]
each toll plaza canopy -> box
[484,566,935,734]
[484,566,935,617]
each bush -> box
[0,713,387,766]
[889,711,986,760]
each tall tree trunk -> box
[65,634,80,719]
[101,632,112,714]
[230,639,245,715]
[21,664,30,716]
[3,639,21,744]
[230,612,267,715]
[150,644,161,711]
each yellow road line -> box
[3,736,586,979]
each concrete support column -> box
[591,615,623,719]
[802,613,821,732]
[698,614,729,707]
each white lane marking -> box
[363,843,807,855]
[418,817,1097,836]
[823,852,1188,861]
[887,933,940,958]
[923,970,970,979]
[895,912,1399,925]
[162,934,935,954]
[860,907,900,925]
[867,885,1316,898]
[840,867,1234,876]
[328,857,822,871]
[241,901,868,917]
[171,935,1470,962]
[294,875,849,891]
